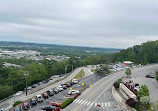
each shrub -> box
[113,82,119,89]
[156,71,158,80]
[13,101,23,107]
[126,98,136,108]
[59,98,74,109]
[140,96,151,109]
[134,105,140,111]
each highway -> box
[63,64,158,111]
[0,67,93,110]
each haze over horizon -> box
[0,0,158,49]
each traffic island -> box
[112,86,136,111]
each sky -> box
[0,0,158,49]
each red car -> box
[22,102,30,110]
[49,102,62,107]
[43,92,49,98]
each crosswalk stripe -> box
[95,103,97,106]
[78,100,83,104]
[87,102,91,105]
[75,99,80,103]
[108,102,110,107]
[74,99,77,102]
[81,100,85,104]
[84,101,88,105]
[105,103,107,106]
[98,102,100,105]
[101,103,104,106]
[90,102,94,106]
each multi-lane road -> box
[64,64,158,111]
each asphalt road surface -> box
[64,64,158,111]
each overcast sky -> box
[0,0,158,48]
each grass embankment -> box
[65,69,85,83]
[73,69,85,79]
[59,98,74,109]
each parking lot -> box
[14,74,106,111]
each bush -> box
[59,98,74,109]
[113,82,119,89]
[13,101,23,107]
[156,71,158,80]
[134,105,140,111]
[126,98,136,108]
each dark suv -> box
[30,98,37,105]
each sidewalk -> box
[112,86,136,111]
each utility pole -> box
[65,66,67,75]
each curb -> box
[112,86,136,111]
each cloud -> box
[0,0,158,48]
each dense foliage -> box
[137,85,150,98]
[113,40,158,64]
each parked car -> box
[66,83,72,87]
[53,88,60,94]
[14,91,23,96]
[22,102,30,110]
[68,90,79,95]
[43,92,49,98]
[56,85,64,91]
[42,80,49,84]
[72,79,78,84]
[42,105,60,111]
[47,90,54,96]
[31,84,38,88]
[36,95,44,102]
[61,84,67,89]
[49,102,62,107]
[30,98,37,105]
[14,106,21,111]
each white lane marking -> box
[95,103,97,106]
[78,99,83,104]
[74,99,77,102]
[81,100,85,104]
[90,102,94,106]
[105,103,107,106]
[101,103,104,106]
[75,99,80,103]
[87,102,91,105]
[108,102,110,107]
[84,101,88,105]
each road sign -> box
[82,83,85,86]
[90,84,93,88]
[70,87,72,90]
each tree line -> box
[0,40,158,100]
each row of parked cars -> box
[14,79,79,111]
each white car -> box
[134,86,141,91]
[72,79,78,84]
[56,85,64,91]
[36,95,44,102]
[68,90,79,95]
[14,91,23,96]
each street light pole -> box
[24,72,28,96]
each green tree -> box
[140,96,151,109]
[125,68,132,77]
[137,85,150,98]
